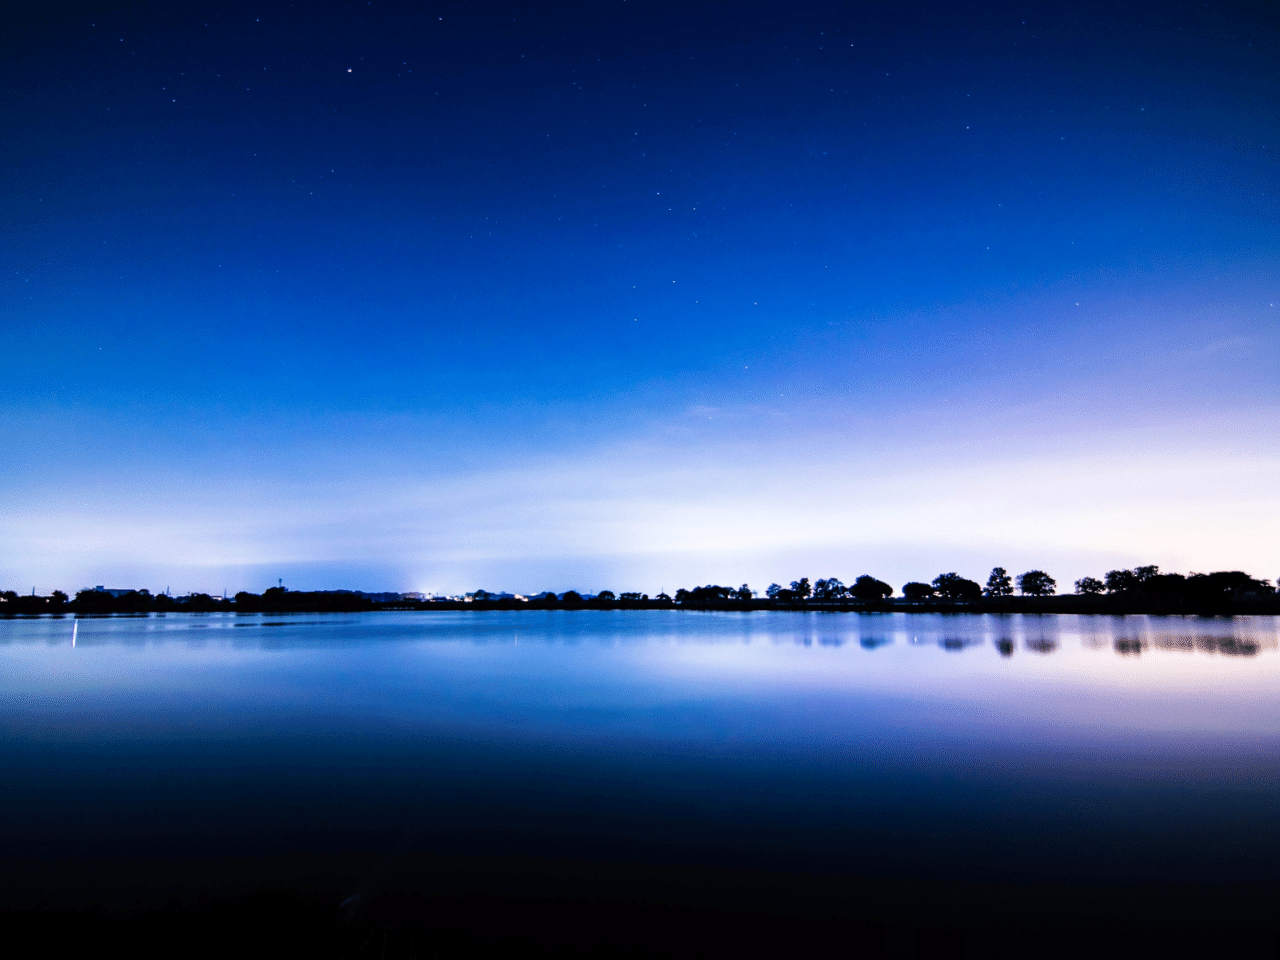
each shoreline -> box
[6,596,1280,617]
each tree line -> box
[464,566,1277,607]
[1068,566,1275,603]
[3,565,1276,615]
[0,586,381,615]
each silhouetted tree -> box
[1142,573,1188,597]
[678,585,736,602]
[117,590,152,612]
[766,583,783,599]
[74,589,114,613]
[851,575,893,601]
[1104,569,1136,593]
[984,567,1013,597]
[812,578,846,601]
[1184,571,1274,603]
[933,573,981,601]
[790,578,812,599]
[1104,566,1161,594]
[1017,570,1056,596]
[561,590,583,605]
[734,584,754,601]
[179,593,218,612]
[50,590,68,607]
[765,582,805,601]
[596,590,616,601]
[902,582,936,602]
[1074,576,1105,595]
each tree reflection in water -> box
[1024,636,1058,654]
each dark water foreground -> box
[2,611,1277,957]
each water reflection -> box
[1,611,1278,664]
[1208,636,1260,656]
[1024,636,1058,654]
[1144,635,1261,656]
[2,616,1280,947]
[1098,626,1272,658]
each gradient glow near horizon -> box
[3,1,1278,596]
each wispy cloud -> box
[4,405,1277,595]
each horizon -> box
[11,563,1277,604]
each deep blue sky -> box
[3,1,1278,594]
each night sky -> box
[4,0,1278,595]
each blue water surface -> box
[2,611,1278,931]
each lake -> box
[2,611,1278,955]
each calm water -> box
[2,611,1278,942]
